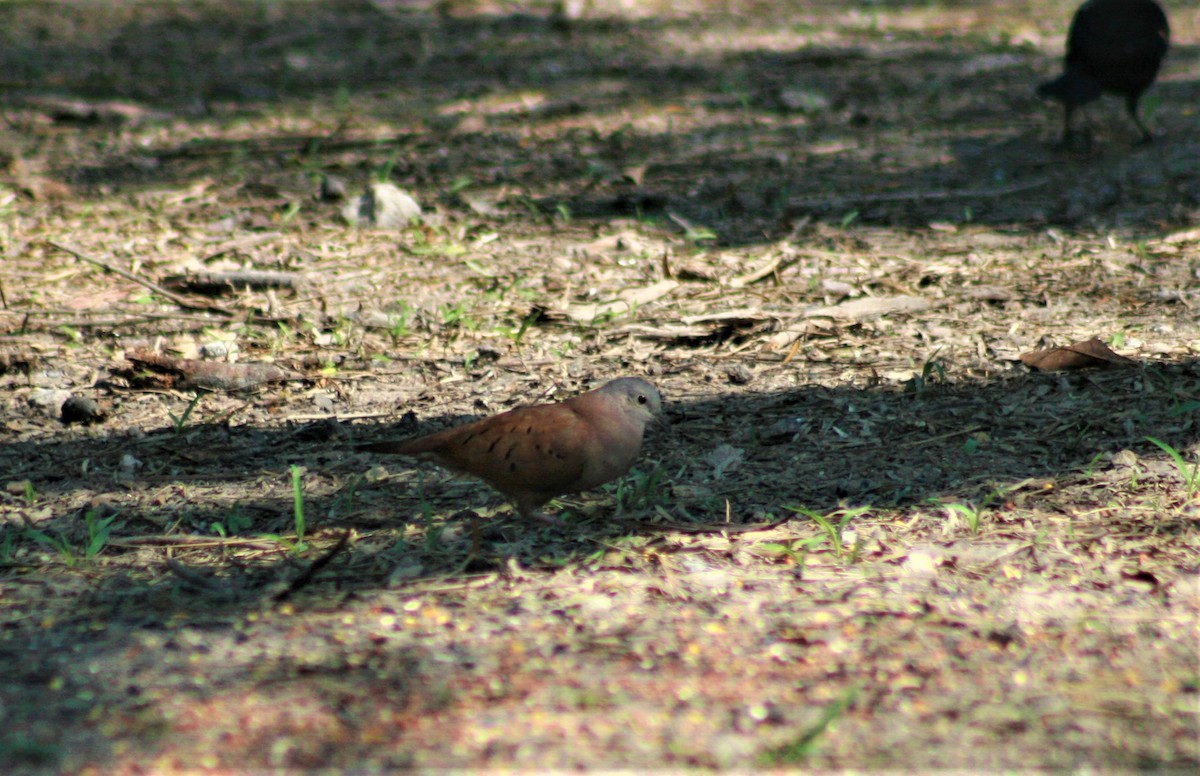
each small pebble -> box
[200,341,238,359]
[342,182,422,228]
[62,396,107,425]
[726,363,754,385]
[319,174,347,201]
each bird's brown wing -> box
[429,403,594,496]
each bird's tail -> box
[1037,70,1102,105]
[358,439,427,456]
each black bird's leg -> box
[1125,93,1154,145]
[1060,104,1092,151]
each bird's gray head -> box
[599,377,664,427]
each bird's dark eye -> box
[637,394,647,405]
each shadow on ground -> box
[2,1,1198,243]
[2,356,1198,767]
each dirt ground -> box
[1,0,1198,771]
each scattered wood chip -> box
[806,295,931,321]
[679,308,766,326]
[762,318,835,351]
[0,349,41,375]
[1019,338,1136,372]
[582,231,653,257]
[624,308,771,343]
[1163,227,1200,244]
[621,323,715,341]
[960,285,1016,301]
[198,232,282,261]
[47,241,235,317]
[22,95,171,125]
[463,193,505,217]
[125,349,300,392]
[623,165,648,186]
[821,279,858,297]
[640,517,791,534]
[729,253,789,287]
[670,261,720,281]
[560,280,679,324]
[9,157,74,201]
[162,270,305,296]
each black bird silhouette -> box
[1037,0,1170,147]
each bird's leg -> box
[470,510,483,553]
[512,494,564,525]
[1060,103,1074,146]
[451,509,486,574]
[1126,94,1154,145]
[1059,104,1094,151]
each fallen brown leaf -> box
[1019,338,1136,372]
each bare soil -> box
[1,0,1198,771]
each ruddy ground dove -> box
[360,377,664,519]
